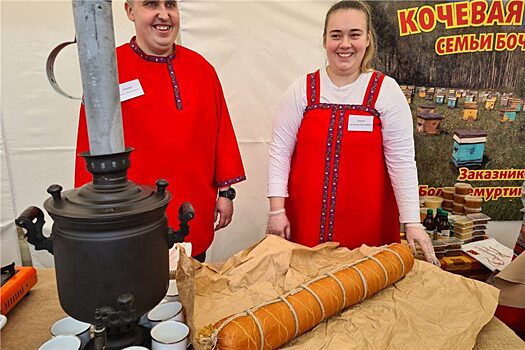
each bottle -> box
[434,208,443,239]
[438,211,451,238]
[422,209,435,238]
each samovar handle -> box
[167,202,195,248]
[15,206,54,254]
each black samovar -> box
[15,1,193,348]
[16,149,193,349]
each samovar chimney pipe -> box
[72,0,124,156]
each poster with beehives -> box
[369,0,524,220]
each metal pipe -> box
[72,0,124,156]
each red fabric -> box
[75,41,245,256]
[495,305,525,335]
[286,71,400,249]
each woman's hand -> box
[405,224,441,266]
[266,211,291,240]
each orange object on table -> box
[440,251,491,280]
[1,264,38,314]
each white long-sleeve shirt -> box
[268,68,420,224]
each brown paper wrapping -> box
[203,244,413,350]
[175,235,499,350]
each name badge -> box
[119,79,144,102]
[347,115,374,132]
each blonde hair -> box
[323,0,376,72]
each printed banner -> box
[372,0,524,220]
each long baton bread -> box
[197,243,414,350]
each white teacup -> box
[165,279,180,302]
[0,314,7,330]
[122,347,149,350]
[38,335,82,350]
[51,316,91,349]
[147,301,184,326]
[151,321,189,350]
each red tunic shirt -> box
[75,38,245,256]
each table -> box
[1,269,524,349]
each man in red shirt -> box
[75,0,245,262]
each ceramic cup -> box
[165,279,180,302]
[151,321,189,350]
[147,301,184,326]
[38,335,82,350]
[122,347,149,350]
[0,314,7,330]
[51,316,91,349]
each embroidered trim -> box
[130,38,183,110]
[306,72,382,243]
[327,109,345,241]
[216,175,246,187]
[167,61,183,110]
[129,37,176,63]
[305,103,380,118]
[308,72,317,105]
[366,72,383,107]
[319,108,338,243]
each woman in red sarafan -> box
[266,0,438,265]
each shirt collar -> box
[129,36,176,63]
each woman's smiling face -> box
[324,9,370,78]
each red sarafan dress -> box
[286,70,400,249]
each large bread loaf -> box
[198,243,414,350]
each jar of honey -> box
[424,196,443,209]
[464,195,483,209]
[442,187,455,200]
[453,202,464,214]
[454,182,472,195]
[442,199,454,210]
[464,206,482,214]
[454,193,466,204]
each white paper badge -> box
[119,79,144,102]
[348,115,374,132]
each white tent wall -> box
[1,1,521,267]
[1,0,134,267]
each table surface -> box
[1,269,524,350]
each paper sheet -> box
[176,235,499,350]
[462,238,514,271]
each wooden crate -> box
[452,129,487,167]
[485,97,497,110]
[463,102,478,121]
[416,113,444,135]
[500,108,517,122]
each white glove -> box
[406,224,441,266]
[266,210,291,240]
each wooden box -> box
[509,98,523,112]
[484,97,497,110]
[447,96,458,108]
[500,108,517,122]
[416,113,444,135]
[463,102,478,121]
[417,104,436,115]
[452,129,488,167]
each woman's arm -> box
[267,77,306,238]
[378,77,439,265]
